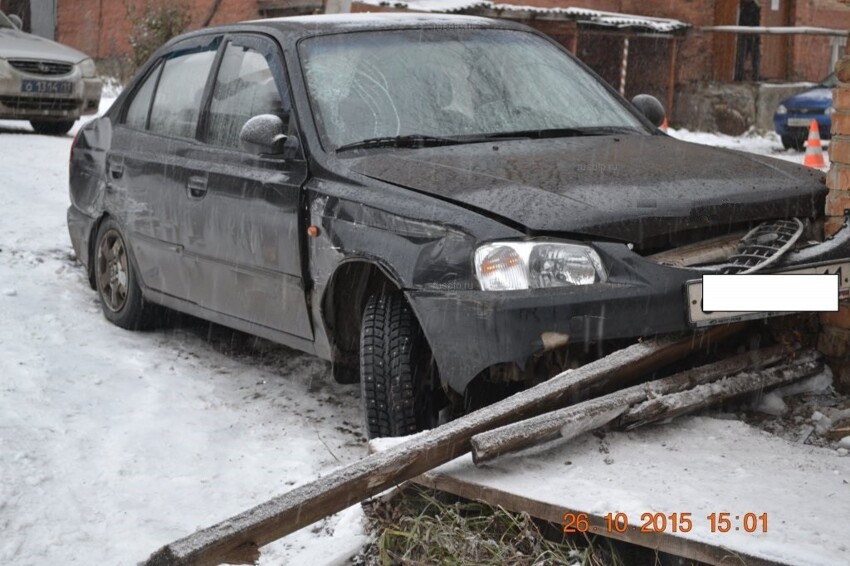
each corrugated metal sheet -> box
[355,0,690,33]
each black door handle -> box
[187,175,208,199]
[108,157,124,179]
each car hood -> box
[784,87,832,109]
[348,135,826,244]
[0,28,88,63]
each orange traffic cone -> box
[803,120,826,169]
[660,117,668,132]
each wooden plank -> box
[143,325,742,565]
[411,470,785,566]
[624,351,822,427]
[471,345,787,464]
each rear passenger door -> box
[180,34,312,339]
[109,35,221,299]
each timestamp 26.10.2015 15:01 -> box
[562,512,769,534]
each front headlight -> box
[474,241,607,291]
[776,104,788,115]
[78,58,97,78]
[826,106,835,115]
[0,58,10,80]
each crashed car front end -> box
[406,216,850,396]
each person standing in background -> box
[0,0,30,32]
[735,0,761,81]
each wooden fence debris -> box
[143,325,741,565]
[471,349,821,464]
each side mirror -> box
[631,94,666,128]
[8,14,23,30]
[239,114,287,156]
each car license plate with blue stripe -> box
[21,80,73,95]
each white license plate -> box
[686,261,850,327]
[21,80,73,95]
[787,117,815,127]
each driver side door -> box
[179,33,312,339]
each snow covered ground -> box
[668,126,831,170]
[0,100,368,565]
[0,97,841,566]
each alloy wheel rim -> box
[97,229,129,312]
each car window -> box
[124,63,161,130]
[149,46,217,139]
[203,43,287,149]
[300,29,647,150]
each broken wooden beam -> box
[143,324,742,566]
[471,350,822,465]
[623,350,823,427]
[470,345,789,464]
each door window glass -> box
[124,63,161,130]
[149,47,217,139]
[204,43,286,149]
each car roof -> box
[236,12,525,38]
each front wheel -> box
[360,290,441,438]
[30,120,75,136]
[94,218,158,330]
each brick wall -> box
[820,55,850,393]
[56,0,259,60]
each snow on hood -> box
[784,87,833,109]
[0,27,90,63]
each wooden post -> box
[143,325,742,566]
[667,37,679,119]
[619,36,630,96]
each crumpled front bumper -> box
[407,226,850,395]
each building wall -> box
[55,0,259,60]
[493,0,850,84]
[820,54,850,393]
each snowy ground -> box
[668,126,831,170]
[0,100,368,564]
[0,97,842,565]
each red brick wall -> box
[792,0,850,81]
[820,55,850,392]
[56,0,259,60]
[487,0,850,84]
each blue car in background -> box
[774,73,836,151]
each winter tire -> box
[30,120,75,136]
[94,218,157,330]
[360,290,439,438]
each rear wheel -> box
[781,135,805,151]
[360,290,441,438]
[94,218,158,330]
[30,120,75,136]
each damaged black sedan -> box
[68,13,849,438]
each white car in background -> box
[0,10,101,135]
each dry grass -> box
[360,486,624,566]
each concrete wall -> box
[671,81,816,134]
